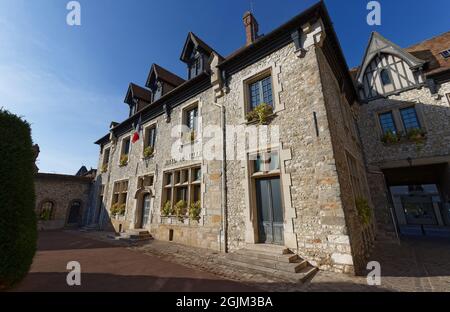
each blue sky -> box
[1,0,449,174]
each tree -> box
[0,109,37,289]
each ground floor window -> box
[39,201,54,221]
[111,180,128,216]
[162,166,201,217]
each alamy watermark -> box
[66,1,81,26]
[367,1,381,26]
[366,261,381,286]
[66,261,81,286]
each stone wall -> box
[316,46,375,274]
[95,85,225,250]
[35,173,92,230]
[358,80,450,237]
[221,37,367,273]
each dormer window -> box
[189,56,202,79]
[440,49,450,59]
[380,69,392,86]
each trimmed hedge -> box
[0,109,37,290]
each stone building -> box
[353,31,450,239]
[34,167,95,231]
[90,2,376,274]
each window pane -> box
[176,187,188,202]
[380,69,392,85]
[379,112,396,134]
[261,77,273,106]
[147,127,156,147]
[249,81,261,109]
[124,138,130,155]
[186,107,198,130]
[249,76,273,109]
[400,107,420,130]
[269,151,279,171]
[193,185,201,202]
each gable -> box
[356,32,427,101]
[356,32,426,85]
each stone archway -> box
[134,187,154,229]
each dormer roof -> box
[124,83,152,105]
[145,63,185,89]
[180,32,222,63]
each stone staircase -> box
[108,229,153,242]
[218,244,318,283]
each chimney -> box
[243,11,259,45]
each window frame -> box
[143,124,157,155]
[121,136,131,156]
[111,180,129,212]
[399,106,421,131]
[247,75,274,110]
[378,111,397,135]
[440,49,450,59]
[379,68,393,86]
[161,165,202,218]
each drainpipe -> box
[213,82,228,253]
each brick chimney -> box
[243,11,259,45]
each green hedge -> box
[0,109,37,290]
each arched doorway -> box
[67,200,82,226]
[140,193,152,228]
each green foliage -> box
[355,197,372,226]
[246,103,274,125]
[174,200,187,222]
[38,208,52,221]
[162,201,173,217]
[119,155,128,167]
[143,146,154,158]
[0,109,37,290]
[189,201,202,221]
[406,128,426,144]
[110,203,126,216]
[381,130,400,144]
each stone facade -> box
[89,3,377,275]
[355,32,450,239]
[35,173,93,230]
[89,4,450,275]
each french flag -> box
[132,116,142,143]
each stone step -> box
[127,229,150,235]
[227,252,308,273]
[218,257,317,283]
[234,249,299,263]
[244,243,291,255]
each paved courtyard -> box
[13,230,450,292]
[12,231,258,292]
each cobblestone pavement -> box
[77,231,450,292]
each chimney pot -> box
[243,11,259,46]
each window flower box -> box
[119,155,128,167]
[143,146,154,159]
[246,103,274,125]
[381,130,401,145]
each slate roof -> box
[406,31,450,76]
[125,83,152,104]
[146,63,185,88]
